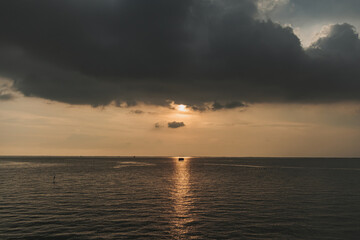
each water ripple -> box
[1,157,360,239]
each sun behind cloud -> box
[176,104,188,112]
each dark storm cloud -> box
[308,24,360,59]
[302,23,360,102]
[168,121,186,129]
[0,0,360,107]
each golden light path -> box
[170,157,194,238]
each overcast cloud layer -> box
[0,0,359,108]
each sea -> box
[0,157,359,239]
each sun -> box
[176,104,188,112]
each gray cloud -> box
[154,122,162,129]
[130,110,144,114]
[168,121,186,129]
[212,101,247,111]
[0,83,16,101]
[261,0,360,24]
[0,93,15,101]
[0,0,359,107]
[189,101,247,112]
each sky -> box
[1,0,360,157]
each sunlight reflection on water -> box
[170,158,194,238]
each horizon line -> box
[1,155,360,159]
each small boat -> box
[178,157,184,161]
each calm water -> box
[0,157,360,239]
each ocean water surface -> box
[0,157,359,239]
